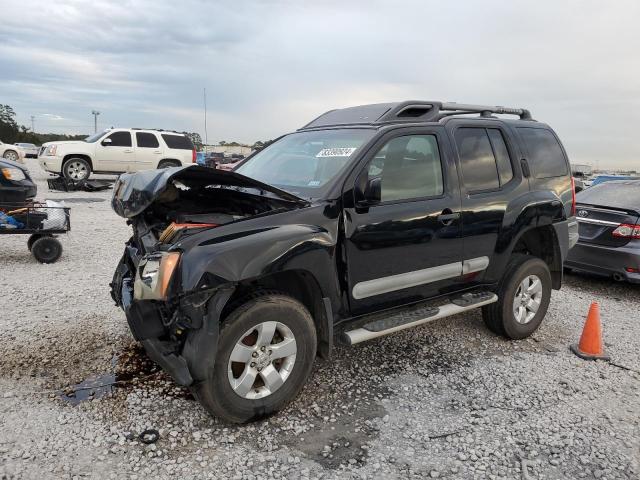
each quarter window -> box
[517,127,568,178]
[368,135,443,202]
[455,127,514,192]
[105,131,132,147]
[136,132,160,148]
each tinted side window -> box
[368,134,443,202]
[106,131,132,147]
[455,128,500,192]
[136,132,159,148]
[487,128,513,185]
[162,134,194,150]
[517,128,568,178]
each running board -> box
[342,292,498,345]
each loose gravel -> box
[1,158,638,479]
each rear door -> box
[134,132,163,171]
[446,120,528,285]
[574,182,640,247]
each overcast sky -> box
[1,0,639,168]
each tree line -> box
[0,105,86,145]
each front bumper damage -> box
[111,251,234,387]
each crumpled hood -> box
[111,164,308,218]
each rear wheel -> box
[63,158,91,180]
[158,159,181,169]
[3,150,19,162]
[31,236,63,263]
[482,254,551,339]
[193,294,317,423]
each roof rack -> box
[300,100,534,130]
[438,102,532,120]
[131,128,183,134]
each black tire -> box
[31,236,63,264]
[27,234,52,252]
[158,159,181,169]
[62,157,91,180]
[482,254,552,339]
[193,294,317,423]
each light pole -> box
[30,115,35,133]
[91,110,101,133]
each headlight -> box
[1,167,26,181]
[45,145,57,156]
[134,252,181,300]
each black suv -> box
[111,101,578,423]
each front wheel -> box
[482,254,552,339]
[62,158,91,180]
[193,294,317,423]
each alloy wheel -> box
[512,274,543,324]
[227,321,297,400]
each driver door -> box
[94,131,134,173]
[343,128,464,315]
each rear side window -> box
[161,134,194,150]
[105,131,132,147]
[455,127,514,192]
[136,132,159,148]
[517,127,568,178]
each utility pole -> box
[203,88,208,145]
[91,110,101,133]
[30,115,35,133]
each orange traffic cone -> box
[570,302,610,361]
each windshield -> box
[236,129,375,199]
[85,129,110,143]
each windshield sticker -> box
[308,180,321,186]
[316,147,357,158]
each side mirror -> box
[356,175,381,206]
[101,138,112,146]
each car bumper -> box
[111,246,231,387]
[565,241,640,283]
[39,155,63,173]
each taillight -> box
[192,148,197,163]
[570,177,577,217]
[612,224,640,239]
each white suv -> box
[39,128,196,180]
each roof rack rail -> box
[439,102,532,120]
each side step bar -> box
[342,292,498,345]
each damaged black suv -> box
[111,101,578,423]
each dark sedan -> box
[0,157,37,204]
[565,180,640,283]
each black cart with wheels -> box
[0,202,71,263]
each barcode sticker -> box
[316,147,357,158]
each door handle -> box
[153,150,161,154]
[437,209,460,225]
[123,149,133,153]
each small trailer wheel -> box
[31,236,63,263]
[27,234,52,252]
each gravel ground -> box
[1,158,639,479]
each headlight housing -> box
[134,252,181,300]
[45,145,57,156]
[1,167,26,181]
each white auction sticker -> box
[316,147,357,158]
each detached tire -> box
[482,254,551,339]
[31,236,63,264]
[193,294,317,423]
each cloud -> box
[0,0,639,168]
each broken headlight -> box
[134,252,181,300]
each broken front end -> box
[109,165,306,386]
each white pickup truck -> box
[39,128,196,180]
